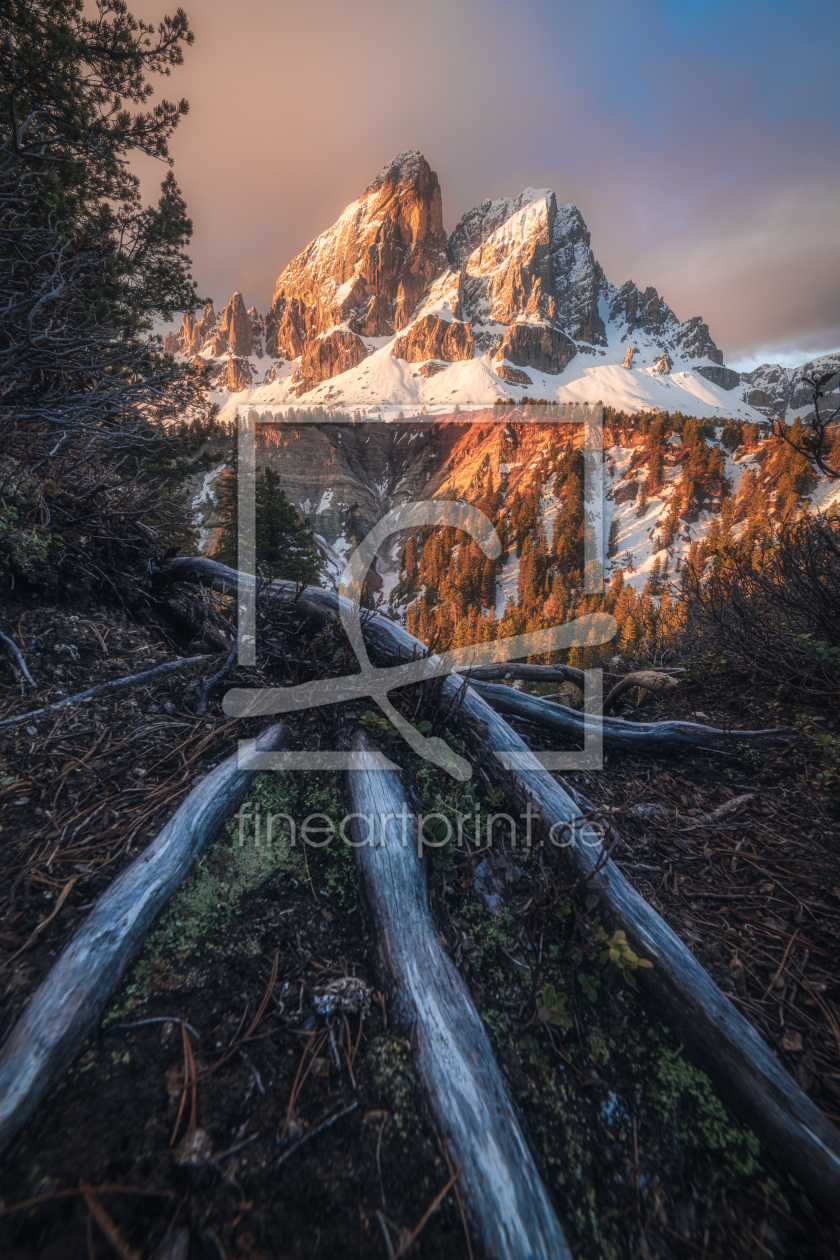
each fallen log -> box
[453,662,588,689]
[453,662,685,689]
[436,686,840,1215]
[467,679,794,752]
[600,668,680,714]
[0,654,212,734]
[345,730,572,1260]
[163,558,840,1212]
[0,722,288,1157]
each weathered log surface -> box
[468,679,794,751]
[345,730,571,1260]
[0,723,287,1157]
[163,557,840,1212]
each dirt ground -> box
[1,591,839,1259]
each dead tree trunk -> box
[0,723,288,1156]
[162,557,840,1213]
[453,662,588,688]
[439,685,840,1215]
[467,678,794,752]
[345,730,572,1260]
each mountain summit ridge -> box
[164,151,837,421]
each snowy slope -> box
[216,334,766,425]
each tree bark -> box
[0,723,288,1156]
[453,662,588,689]
[345,730,572,1260]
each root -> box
[0,722,288,1156]
[160,556,840,1213]
[345,729,572,1259]
[0,654,211,733]
[466,679,794,752]
[0,629,35,687]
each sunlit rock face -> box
[293,328,369,394]
[265,151,448,363]
[460,191,557,328]
[215,355,251,392]
[391,314,475,364]
[219,292,253,357]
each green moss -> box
[104,771,344,1023]
[366,1036,415,1114]
[587,1025,610,1067]
[460,902,516,973]
[147,771,307,958]
[320,834,357,911]
[651,1041,762,1178]
[480,1006,506,1043]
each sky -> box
[137,0,840,371]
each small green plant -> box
[555,898,572,924]
[360,709,393,734]
[485,785,506,808]
[793,634,840,666]
[360,711,433,738]
[577,972,601,1003]
[535,984,572,1030]
[597,928,653,988]
[422,814,457,871]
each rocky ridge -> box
[265,152,448,361]
[161,151,837,422]
[739,354,840,420]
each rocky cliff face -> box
[216,355,252,391]
[739,353,840,418]
[163,150,751,403]
[219,292,253,357]
[160,295,267,394]
[248,307,264,359]
[550,203,606,345]
[607,285,720,363]
[462,191,557,328]
[391,313,474,364]
[293,328,369,394]
[264,152,448,361]
[695,364,740,391]
[495,323,576,376]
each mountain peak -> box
[365,149,429,195]
[264,152,447,363]
[166,153,811,418]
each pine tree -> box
[214,456,321,583]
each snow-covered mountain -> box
[739,355,840,422]
[163,150,836,424]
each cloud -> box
[138,0,840,366]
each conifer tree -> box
[214,456,321,583]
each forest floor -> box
[1,590,839,1260]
